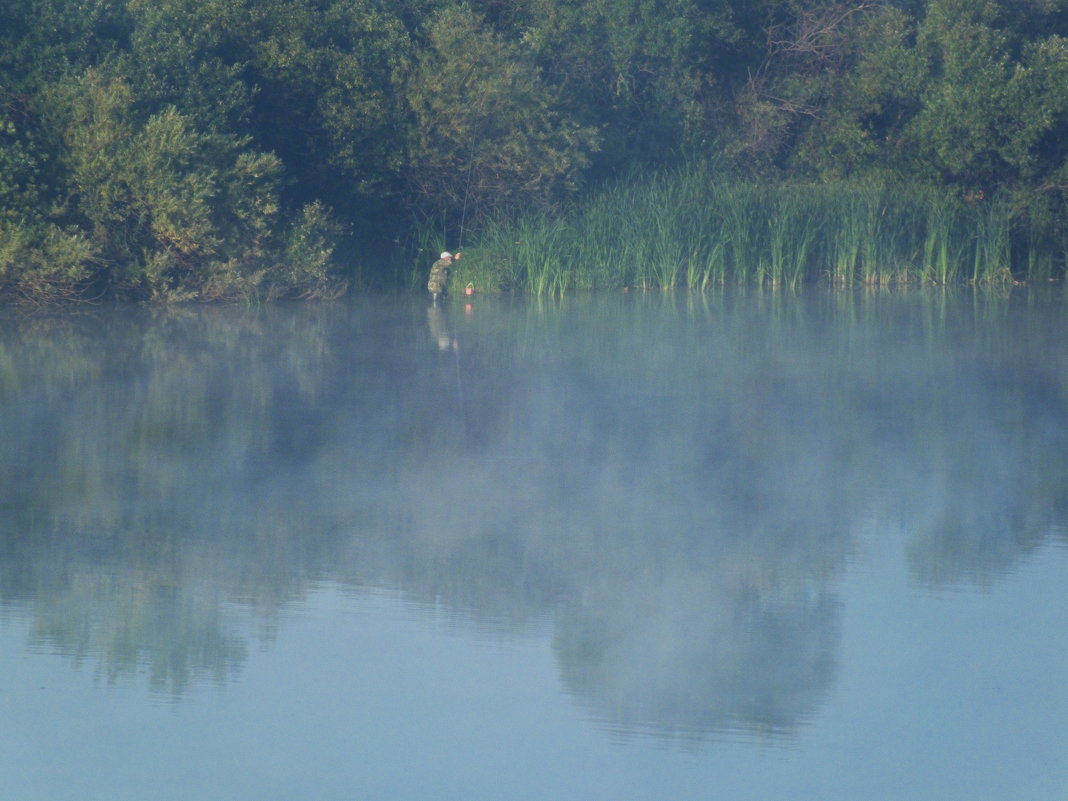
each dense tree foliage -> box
[403,4,599,228]
[1,0,1068,299]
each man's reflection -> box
[427,305,459,351]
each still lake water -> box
[1,288,1066,800]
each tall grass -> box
[972,195,1013,284]
[767,187,817,288]
[455,161,1060,294]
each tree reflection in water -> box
[0,290,1065,737]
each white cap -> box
[440,251,452,259]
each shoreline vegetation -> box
[447,164,1062,297]
[4,1,1068,303]
[9,164,1066,303]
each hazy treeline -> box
[3,0,1068,299]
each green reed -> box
[762,187,811,288]
[971,195,1013,284]
[825,185,861,285]
[858,188,889,285]
[1021,199,1059,284]
[916,192,957,284]
[457,162,1056,294]
[1025,226,1057,284]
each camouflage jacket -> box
[427,258,451,294]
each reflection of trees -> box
[0,304,356,694]
[387,289,1068,739]
[901,354,1068,588]
[0,291,1066,737]
[822,292,1068,589]
[554,571,837,740]
[26,558,248,695]
[447,321,853,740]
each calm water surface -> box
[1,289,1066,800]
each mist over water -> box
[1,290,1066,800]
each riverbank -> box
[444,163,1065,296]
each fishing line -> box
[457,142,476,251]
[452,341,469,446]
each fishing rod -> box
[457,141,476,252]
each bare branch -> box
[767,2,878,64]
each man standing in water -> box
[427,251,459,303]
